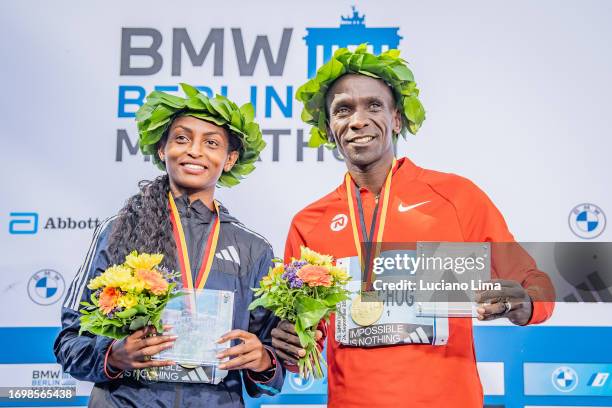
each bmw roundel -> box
[27,269,65,306]
[569,203,606,239]
[289,372,315,392]
[551,366,579,392]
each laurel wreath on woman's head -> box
[135,83,265,187]
[296,43,426,149]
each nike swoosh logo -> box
[398,200,431,213]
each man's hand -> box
[271,320,322,365]
[216,330,272,372]
[107,325,176,370]
[475,279,533,325]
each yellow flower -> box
[300,246,333,266]
[120,276,146,294]
[270,264,285,277]
[329,265,350,283]
[125,251,164,271]
[261,264,283,287]
[87,274,106,290]
[87,265,145,293]
[261,275,273,287]
[116,293,138,309]
[88,265,132,290]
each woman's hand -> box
[107,326,176,371]
[216,330,272,372]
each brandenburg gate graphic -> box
[304,6,402,78]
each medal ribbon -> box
[168,192,220,290]
[345,158,397,286]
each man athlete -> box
[271,45,554,407]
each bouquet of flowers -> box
[79,251,181,339]
[249,246,351,379]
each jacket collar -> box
[333,156,422,201]
[173,193,238,223]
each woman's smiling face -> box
[158,115,239,194]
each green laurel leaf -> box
[135,84,266,187]
[295,43,426,149]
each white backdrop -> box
[1,1,611,406]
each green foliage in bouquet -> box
[249,247,351,379]
[79,251,182,340]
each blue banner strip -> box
[1,326,612,407]
[0,328,60,364]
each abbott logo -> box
[9,212,38,234]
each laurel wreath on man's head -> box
[296,43,426,149]
[135,83,265,187]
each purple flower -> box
[282,268,304,289]
[158,265,180,283]
[289,278,304,288]
[106,306,125,318]
[293,260,308,269]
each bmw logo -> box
[27,269,65,305]
[288,372,315,391]
[569,203,606,239]
[552,366,579,392]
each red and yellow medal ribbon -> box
[168,192,221,290]
[345,158,397,285]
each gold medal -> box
[179,364,198,369]
[350,293,384,326]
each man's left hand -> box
[475,279,533,325]
[216,330,272,372]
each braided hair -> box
[107,173,177,270]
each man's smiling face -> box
[326,74,402,168]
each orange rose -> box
[297,265,332,287]
[136,269,169,295]
[99,287,120,314]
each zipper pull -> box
[186,202,192,218]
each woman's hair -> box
[107,116,242,267]
[107,174,178,269]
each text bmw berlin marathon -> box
[114,27,344,164]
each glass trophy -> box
[414,242,490,318]
[152,288,234,366]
